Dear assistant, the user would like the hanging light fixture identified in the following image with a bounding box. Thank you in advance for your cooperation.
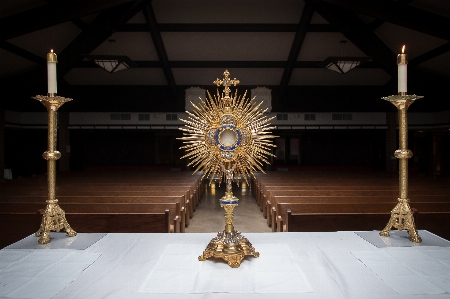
[85,39,134,73]
[322,40,368,74]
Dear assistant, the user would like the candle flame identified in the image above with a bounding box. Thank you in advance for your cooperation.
[401,45,405,54]
[51,49,53,52]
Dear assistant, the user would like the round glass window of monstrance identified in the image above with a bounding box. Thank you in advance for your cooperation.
[219,129,237,147]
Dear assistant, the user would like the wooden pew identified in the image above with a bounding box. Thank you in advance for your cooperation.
[0,171,204,244]
[0,202,179,235]
[286,210,391,232]
[262,188,450,219]
[275,202,450,232]
[258,184,450,207]
[0,209,170,249]
[268,195,450,229]
[1,182,200,220]
[285,210,450,241]
[2,191,190,224]
[1,196,186,232]
[0,212,41,249]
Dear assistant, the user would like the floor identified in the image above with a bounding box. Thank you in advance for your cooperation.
[185,180,271,233]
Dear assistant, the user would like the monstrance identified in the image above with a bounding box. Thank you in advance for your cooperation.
[178,70,277,268]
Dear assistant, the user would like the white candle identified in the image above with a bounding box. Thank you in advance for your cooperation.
[397,45,407,94]
[47,49,58,95]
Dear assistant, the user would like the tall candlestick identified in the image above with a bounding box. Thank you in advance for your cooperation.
[47,49,57,95]
[397,45,407,94]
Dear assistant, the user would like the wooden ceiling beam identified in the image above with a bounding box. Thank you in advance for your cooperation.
[0,0,134,41]
[58,0,150,77]
[75,60,380,69]
[367,19,384,31]
[366,0,412,31]
[323,0,450,41]
[118,23,338,32]
[70,19,89,31]
[309,1,396,77]
[278,3,315,101]
[0,41,45,66]
[142,4,178,101]
[409,42,450,67]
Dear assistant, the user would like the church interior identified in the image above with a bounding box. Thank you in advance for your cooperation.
[1,1,450,298]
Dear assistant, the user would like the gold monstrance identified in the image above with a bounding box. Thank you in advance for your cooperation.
[178,70,277,268]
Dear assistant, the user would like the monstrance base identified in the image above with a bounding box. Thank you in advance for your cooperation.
[198,230,259,268]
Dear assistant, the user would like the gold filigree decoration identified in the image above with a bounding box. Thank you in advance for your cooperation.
[178,70,277,187]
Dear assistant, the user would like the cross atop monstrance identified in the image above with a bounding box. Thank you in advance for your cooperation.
[213,70,240,100]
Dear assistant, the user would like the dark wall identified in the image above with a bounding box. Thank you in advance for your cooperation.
[2,75,450,113]
[273,130,386,170]
[4,128,47,178]
[70,129,185,171]
[4,127,448,177]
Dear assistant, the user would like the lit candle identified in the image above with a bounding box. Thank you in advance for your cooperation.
[47,49,57,95]
[397,45,407,94]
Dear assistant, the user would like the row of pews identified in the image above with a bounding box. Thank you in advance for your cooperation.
[252,171,450,240]
[0,171,204,248]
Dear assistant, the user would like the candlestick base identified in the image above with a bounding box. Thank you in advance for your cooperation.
[35,199,77,244]
[379,198,421,243]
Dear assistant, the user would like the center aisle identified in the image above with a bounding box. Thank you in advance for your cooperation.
[185,181,271,233]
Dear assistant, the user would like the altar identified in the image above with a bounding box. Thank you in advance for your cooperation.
[1,231,449,299]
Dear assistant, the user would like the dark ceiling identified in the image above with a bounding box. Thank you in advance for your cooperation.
[1,0,450,113]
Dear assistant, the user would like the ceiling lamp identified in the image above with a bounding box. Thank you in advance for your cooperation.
[86,55,133,73]
[322,40,368,74]
[85,39,133,73]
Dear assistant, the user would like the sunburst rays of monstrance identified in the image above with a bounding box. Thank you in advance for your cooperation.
[178,70,278,268]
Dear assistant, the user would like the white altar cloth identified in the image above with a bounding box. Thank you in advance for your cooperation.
[1,231,449,299]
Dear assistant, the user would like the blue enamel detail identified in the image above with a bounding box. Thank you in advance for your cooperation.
[214,124,241,151]
[221,200,238,205]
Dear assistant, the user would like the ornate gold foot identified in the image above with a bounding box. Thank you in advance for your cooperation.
[198,243,216,261]
[379,218,395,237]
[379,230,390,237]
[380,198,421,243]
[407,228,422,243]
[198,231,258,268]
[223,253,245,268]
[36,199,77,244]
[37,231,51,244]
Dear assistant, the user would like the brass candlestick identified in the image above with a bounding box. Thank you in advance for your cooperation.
[32,94,76,244]
[380,93,423,243]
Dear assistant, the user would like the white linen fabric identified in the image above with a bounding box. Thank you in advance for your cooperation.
[139,243,312,294]
[355,230,450,248]
[351,249,450,295]
[0,250,101,299]
[5,233,107,250]
[0,231,449,299]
